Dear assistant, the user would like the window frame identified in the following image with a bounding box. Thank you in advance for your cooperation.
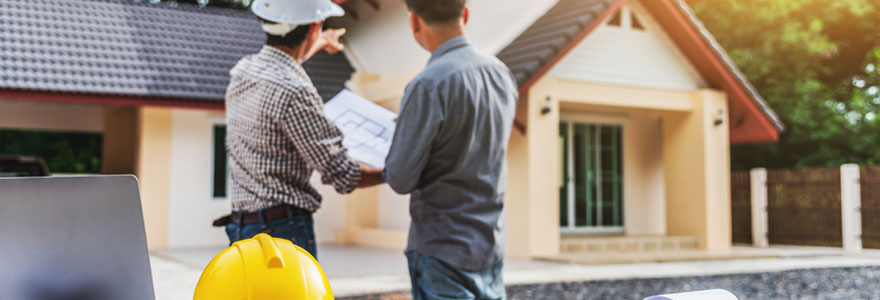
[210,121,231,201]
[559,114,627,235]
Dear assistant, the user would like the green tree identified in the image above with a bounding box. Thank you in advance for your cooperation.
[0,130,103,174]
[692,0,880,170]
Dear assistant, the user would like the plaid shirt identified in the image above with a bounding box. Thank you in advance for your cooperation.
[225,45,361,212]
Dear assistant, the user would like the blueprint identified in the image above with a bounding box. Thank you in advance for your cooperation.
[324,90,397,168]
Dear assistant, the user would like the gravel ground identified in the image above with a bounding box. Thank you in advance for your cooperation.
[340,266,880,300]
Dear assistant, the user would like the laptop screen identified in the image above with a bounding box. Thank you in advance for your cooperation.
[0,176,155,300]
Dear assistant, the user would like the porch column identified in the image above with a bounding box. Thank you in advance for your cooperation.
[662,89,731,251]
[102,106,139,174]
[506,77,561,259]
[136,107,173,251]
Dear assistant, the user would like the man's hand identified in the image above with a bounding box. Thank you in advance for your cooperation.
[358,162,385,188]
[306,28,347,60]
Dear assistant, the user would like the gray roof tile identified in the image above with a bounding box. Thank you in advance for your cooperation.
[0,0,354,103]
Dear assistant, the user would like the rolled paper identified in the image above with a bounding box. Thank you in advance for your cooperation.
[643,289,738,300]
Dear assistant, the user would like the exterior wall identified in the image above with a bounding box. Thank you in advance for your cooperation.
[506,77,562,259]
[550,79,732,252]
[136,107,173,250]
[662,90,731,250]
[0,99,104,132]
[313,176,349,244]
[547,3,707,91]
[103,107,138,174]
[560,108,667,236]
[166,109,230,248]
[139,107,355,249]
[378,185,411,231]
[623,111,666,235]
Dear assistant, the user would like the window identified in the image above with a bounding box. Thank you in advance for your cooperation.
[607,5,647,31]
[559,121,623,231]
[212,125,228,199]
[608,10,622,27]
[631,14,645,31]
[0,129,102,174]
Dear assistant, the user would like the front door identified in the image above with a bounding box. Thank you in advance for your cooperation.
[559,120,624,233]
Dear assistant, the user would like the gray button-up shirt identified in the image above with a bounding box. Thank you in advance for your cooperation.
[384,36,518,270]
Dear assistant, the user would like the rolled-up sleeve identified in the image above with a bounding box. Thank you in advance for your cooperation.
[383,82,443,194]
[281,87,361,194]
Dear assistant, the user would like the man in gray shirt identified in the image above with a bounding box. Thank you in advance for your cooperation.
[383,1,518,299]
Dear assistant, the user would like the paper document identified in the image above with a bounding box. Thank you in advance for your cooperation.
[324,89,397,168]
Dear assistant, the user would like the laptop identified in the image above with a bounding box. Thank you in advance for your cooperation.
[0,175,155,300]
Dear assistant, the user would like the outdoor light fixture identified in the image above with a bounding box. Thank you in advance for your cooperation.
[714,109,725,126]
[541,96,552,115]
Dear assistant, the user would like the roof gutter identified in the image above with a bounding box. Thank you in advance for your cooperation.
[0,89,226,111]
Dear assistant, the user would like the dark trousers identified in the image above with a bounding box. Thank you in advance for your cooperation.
[407,251,506,300]
[225,207,318,259]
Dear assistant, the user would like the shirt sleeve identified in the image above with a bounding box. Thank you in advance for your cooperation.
[383,81,443,194]
[280,86,361,194]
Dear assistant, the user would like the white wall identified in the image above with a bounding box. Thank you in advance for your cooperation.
[312,175,348,244]
[378,185,410,230]
[340,0,556,76]
[623,110,666,235]
[548,3,707,91]
[0,99,104,132]
[166,109,231,248]
[559,109,666,236]
[162,109,392,247]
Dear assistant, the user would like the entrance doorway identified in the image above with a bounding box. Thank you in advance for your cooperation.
[559,118,624,234]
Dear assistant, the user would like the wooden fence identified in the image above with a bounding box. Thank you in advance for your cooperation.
[765,168,842,247]
[861,166,880,249]
[731,171,752,244]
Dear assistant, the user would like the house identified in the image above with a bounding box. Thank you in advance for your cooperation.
[0,0,782,261]
[0,0,354,249]
[333,0,783,260]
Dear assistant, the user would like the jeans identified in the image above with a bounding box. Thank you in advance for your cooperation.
[225,207,318,259]
[407,251,505,300]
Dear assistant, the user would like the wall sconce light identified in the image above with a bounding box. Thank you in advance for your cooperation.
[541,96,552,115]
[714,109,725,126]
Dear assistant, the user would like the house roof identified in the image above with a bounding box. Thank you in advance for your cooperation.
[0,0,354,108]
[496,0,784,143]
[497,0,620,86]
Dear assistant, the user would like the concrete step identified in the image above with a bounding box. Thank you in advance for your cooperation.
[561,235,699,253]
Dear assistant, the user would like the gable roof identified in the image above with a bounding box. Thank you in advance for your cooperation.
[497,0,783,143]
[497,0,621,87]
[0,0,353,108]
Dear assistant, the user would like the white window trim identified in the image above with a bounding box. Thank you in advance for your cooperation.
[559,113,627,234]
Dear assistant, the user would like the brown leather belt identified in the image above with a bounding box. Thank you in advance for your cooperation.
[212,205,310,227]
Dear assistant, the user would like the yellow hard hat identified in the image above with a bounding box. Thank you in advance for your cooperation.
[193,233,334,300]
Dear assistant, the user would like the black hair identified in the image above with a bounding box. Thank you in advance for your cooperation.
[404,0,467,24]
[258,17,313,48]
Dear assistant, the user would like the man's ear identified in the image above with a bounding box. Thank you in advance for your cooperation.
[409,11,420,35]
[462,7,469,26]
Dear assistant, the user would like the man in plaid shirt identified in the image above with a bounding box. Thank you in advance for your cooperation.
[218,0,383,258]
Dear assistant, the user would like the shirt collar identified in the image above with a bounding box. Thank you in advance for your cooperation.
[428,36,469,64]
[258,45,309,80]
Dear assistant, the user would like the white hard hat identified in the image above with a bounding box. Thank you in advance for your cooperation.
[252,0,345,27]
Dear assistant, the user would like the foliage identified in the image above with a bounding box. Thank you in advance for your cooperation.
[692,0,880,170]
[0,130,103,174]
